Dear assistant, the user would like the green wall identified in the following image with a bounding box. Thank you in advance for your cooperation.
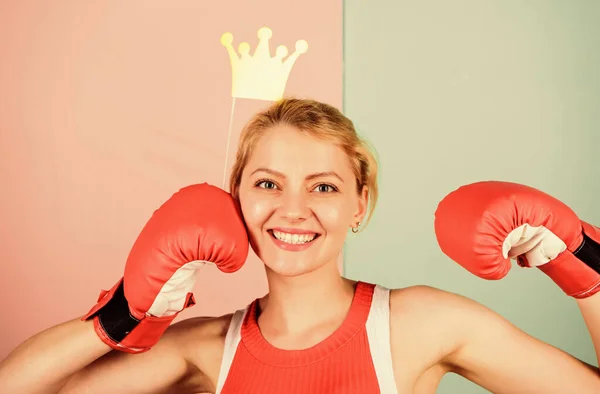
[342,1,600,392]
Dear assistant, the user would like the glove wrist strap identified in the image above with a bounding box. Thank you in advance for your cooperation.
[94,280,140,343]
[538,223,600,299]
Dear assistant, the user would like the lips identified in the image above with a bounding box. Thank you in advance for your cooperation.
[273,230,316,244]
[267,229,321,252]
[267,228,321,246]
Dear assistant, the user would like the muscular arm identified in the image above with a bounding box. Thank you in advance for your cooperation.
[60,316,227,394]
[431,180,600,391]
[0,318,111,393]
[435,288,600,393]
[578,294,600,365]
[0,316,225,394]
[389,286,600,393]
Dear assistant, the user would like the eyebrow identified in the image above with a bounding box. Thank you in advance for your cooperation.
[251,168,344,183]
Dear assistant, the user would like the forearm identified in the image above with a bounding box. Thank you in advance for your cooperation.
[577,293,600,367]
[0,317,111,393]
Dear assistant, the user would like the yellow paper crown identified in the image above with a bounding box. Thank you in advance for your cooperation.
[220,27,308,101]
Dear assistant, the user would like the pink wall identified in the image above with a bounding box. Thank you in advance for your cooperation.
[0,1,342,360]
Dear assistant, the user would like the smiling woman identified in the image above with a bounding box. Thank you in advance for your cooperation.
[2,98,600,394]
[228,98,377,279]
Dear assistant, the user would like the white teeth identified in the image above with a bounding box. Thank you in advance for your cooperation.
[272,230,316,244]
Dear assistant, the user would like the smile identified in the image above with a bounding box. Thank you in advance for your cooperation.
[271,230,317,244]
[267,229,321,250]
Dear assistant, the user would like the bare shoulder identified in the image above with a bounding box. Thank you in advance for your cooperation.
[163,313,234,391]
[386,285,496,392]
[387,285,470,356]
[166,313,233,344]
[389,284,495,327]
[389,284,471,327]
[387,285,600,393]
[389,284,483,312]
[388,284,494,356]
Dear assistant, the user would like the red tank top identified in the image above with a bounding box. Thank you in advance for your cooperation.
[215,281,398,393]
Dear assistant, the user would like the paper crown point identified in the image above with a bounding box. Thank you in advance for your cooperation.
[221,27,308,101]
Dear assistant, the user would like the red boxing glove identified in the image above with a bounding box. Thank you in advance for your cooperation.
[82,183,249,353]
[434,181,600,299]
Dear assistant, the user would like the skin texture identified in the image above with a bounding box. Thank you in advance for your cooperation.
[2,125,600,394]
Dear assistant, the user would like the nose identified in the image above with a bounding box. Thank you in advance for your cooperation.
[279,190,311,222]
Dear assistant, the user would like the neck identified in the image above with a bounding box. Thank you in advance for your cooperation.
[259,260,356,336]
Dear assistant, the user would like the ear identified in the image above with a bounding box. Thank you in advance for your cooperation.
[352,185,369,226]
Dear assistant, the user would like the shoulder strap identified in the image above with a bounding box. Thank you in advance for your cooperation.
[365,284,399,394]
[215,307,247,394]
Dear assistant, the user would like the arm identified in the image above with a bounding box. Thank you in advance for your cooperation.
[439,289,600,393]
[578,295,600,364]
[0,316,217,394]
[60,316,221,394]
[0,183,246,393]
[0,317,111,393]
[433,180,600,391]
[572,221,600,363]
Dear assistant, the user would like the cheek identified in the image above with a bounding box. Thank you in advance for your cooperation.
[240,193,275,230]
[313,199,353,231]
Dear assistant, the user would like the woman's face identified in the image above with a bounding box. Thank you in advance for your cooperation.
[237,125,368,277]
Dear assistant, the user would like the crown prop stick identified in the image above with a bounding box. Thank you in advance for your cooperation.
[219,27,308,189]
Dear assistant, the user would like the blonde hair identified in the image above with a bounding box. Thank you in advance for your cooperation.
[229,98,379,229]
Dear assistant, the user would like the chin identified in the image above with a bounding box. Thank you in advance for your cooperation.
[262,257,326,278]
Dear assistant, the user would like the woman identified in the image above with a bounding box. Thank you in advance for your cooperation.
[1,98,599,393]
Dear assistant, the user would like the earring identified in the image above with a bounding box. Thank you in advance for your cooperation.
[352,222,361,233]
